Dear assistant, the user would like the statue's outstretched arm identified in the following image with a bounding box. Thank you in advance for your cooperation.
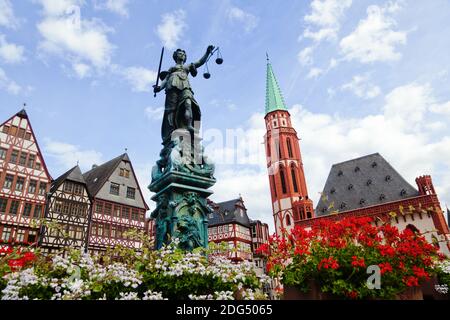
[193,45,215,68]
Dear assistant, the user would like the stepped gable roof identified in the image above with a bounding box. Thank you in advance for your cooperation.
[82,153,127,197]
[208,198,251,228]
[50,165,86,193]
[315,153,419,217]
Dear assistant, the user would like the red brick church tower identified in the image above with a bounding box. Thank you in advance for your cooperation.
[264,57,314,236]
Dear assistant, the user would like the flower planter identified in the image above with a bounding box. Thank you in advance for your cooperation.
[283,281,340,300]
[420,277,449,300]
[395,287,423,300]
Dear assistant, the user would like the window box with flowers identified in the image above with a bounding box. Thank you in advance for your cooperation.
[259,217,445,300]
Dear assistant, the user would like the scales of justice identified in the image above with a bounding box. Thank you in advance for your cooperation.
[149,45,223,251]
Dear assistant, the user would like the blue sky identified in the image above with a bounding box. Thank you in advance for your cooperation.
[1,0,450,232]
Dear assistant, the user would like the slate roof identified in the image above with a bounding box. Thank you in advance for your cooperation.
[315,153,419,217]
[83,153,128,197]
[50,165,86,193]
[208,198,251,227]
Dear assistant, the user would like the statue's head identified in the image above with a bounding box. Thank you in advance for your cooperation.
[173,49,187,64]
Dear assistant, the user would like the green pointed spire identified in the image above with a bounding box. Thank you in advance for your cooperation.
[265,58,287,115]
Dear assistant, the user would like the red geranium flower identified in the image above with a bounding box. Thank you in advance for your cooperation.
[351,256,365,268]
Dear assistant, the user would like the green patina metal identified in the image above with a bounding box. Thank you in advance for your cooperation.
[265,59,287,115]
[149,134,216,251]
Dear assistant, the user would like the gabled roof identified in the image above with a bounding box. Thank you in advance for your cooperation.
[315,153,419,216]
[265,60,287,115]
[208,198,251,227]
[83,154,127,197]
[0,108,52,181]
[50,165,86,194]
[82,153,149,210]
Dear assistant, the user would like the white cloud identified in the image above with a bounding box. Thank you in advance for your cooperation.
[0,67,23,95]
[298,46,314,66]
[340,74,381,99]
[340,3,407,63]
[430,101,450,117]
[36,0,114,72]
[38,0,84,16]
[303,0,352,42]
[44,139,103,173]
[144,106,164,121]
[383,83,432,125]
[122,66,157,92]
[72,62,91,78]
[227,6,259,33]
[0,0,19,29]
[0,34,25,64]
[156,10,187,50]
[94,0,130,17]
[307,68,323,79]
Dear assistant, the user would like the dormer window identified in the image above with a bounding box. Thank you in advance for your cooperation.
[359,199,365,205]
[400,189,407,196]
[385,175,391,182]
[348,184,354,190]
[321,207,327,213]
[337,170,343,176]
[330,188,336,194]
[354,166,360,172]
[371,162,377,168]
[340,202,347,209]
[379,194,386,201]
[366,179,372,186]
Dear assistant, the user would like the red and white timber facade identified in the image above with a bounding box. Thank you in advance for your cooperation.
[0,110,51,251]
[84,154,149,254]
[208,198,263,263]
[250,220,270,274]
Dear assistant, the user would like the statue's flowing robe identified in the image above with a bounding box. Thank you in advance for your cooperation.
[162,64,201,144]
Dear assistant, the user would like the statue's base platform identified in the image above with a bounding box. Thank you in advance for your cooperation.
[149,170,216,251]
[149,170,216,198]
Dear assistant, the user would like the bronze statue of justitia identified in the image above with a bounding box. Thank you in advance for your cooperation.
[153,45,215,146]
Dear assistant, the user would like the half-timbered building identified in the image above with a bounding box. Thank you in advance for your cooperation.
[39,165,92,253]
[0,109,52,251]
[250,219,270,275]
[208,197,254,262]
[83,153,149,253]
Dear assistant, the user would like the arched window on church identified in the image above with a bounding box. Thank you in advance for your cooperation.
[280,167,287,194]
[291,164,299,193]
[271,175,277,197]
[286,215,291,226]
[287,138,293,158]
